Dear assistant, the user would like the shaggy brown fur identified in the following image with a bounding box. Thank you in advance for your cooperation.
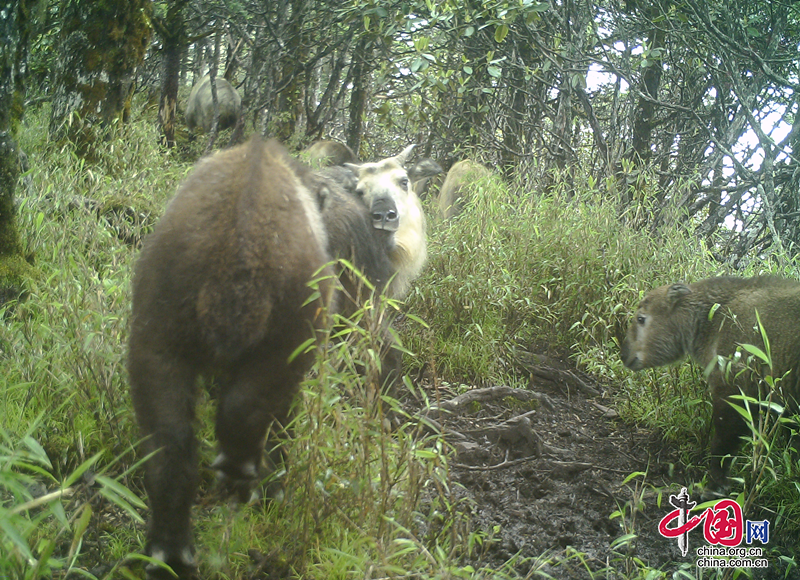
[621,276,800,492]
[408,157,443,199]
[129,138,331,577]
[129,138,430,577]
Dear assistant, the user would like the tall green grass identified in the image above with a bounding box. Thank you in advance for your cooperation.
[1,106,485,579]
[1,104,184,578]
[2,100,797,579]
[408,170,710,386]
[408,165,800,569]
[408,170,724,482]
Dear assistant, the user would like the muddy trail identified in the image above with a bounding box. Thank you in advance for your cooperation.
[413,353,799,579]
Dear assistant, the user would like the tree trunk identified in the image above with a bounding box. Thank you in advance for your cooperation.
[0,0,34,301]
[501,56,528,175]
[156,0,186,148]
[1,0,29,257]
[272,0,308,142]
[203,30,221,155]
[629,11,664,164]
[346,36,372,158]
[49,0,152,159]
[0,131,21,258]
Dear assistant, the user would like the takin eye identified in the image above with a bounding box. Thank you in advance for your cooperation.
[355,187,366,198]
[637,315,646,326]
[398,177,409,189]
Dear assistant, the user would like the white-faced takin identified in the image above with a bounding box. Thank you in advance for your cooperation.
[128,137,430,578]
[621,276,800,494]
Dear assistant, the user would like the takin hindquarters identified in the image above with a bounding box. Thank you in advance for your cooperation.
[128,138,332,578]
[128,137,430,578]
[437,159,491,219]
[185,75,242,133]
[303,139,359,166]
[620,275,800,495]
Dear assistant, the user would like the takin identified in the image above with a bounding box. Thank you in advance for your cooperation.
[185,75,242,133]
[437,159,491,219]
[620,275,800,494]
[407,157,443,200]
[303,139,359,166]
[304,140,442,199]
[128,137,430,578]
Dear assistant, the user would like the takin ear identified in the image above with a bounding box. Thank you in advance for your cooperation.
[394,144,417,167]
[667,283,691,307]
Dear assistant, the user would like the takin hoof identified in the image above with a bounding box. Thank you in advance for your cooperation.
[146,545,197,579]
[212,453,259,503]
[247,472,286,507]
[211,452,288,505]
[700,477,731,502]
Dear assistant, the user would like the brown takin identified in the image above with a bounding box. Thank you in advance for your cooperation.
[185,75,242,133]
[437,159,491,219]
[303,139,359,166]
[128,138,429,578]
[621,275,800,494]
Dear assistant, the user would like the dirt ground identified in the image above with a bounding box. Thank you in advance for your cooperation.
[64,353,797,579]
[413,353,800,579]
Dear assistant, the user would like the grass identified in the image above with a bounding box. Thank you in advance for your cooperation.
[1,104,182,579]
[1,104,483,579]
[409,165,800,574]
[1,100,798,579]
[409,167,711,388]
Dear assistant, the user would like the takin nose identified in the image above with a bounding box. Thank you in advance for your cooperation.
[371,196,400,231]
[620,340,642,371]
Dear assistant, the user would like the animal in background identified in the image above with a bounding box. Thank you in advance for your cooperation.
[303,139,359,166]
[185,76,242,133]
[128,137,430,578]
[437,159,491,219]
[620,275,800,494]
[407,157,443,199]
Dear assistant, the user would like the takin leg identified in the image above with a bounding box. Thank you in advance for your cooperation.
[129,348,199,579]
[706,394,751,496]
[378,335,403,392]
[213,350,310,502]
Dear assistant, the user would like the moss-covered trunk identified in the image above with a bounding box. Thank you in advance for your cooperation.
[345,35,372,159]
[0,132,21,257]
[272,0,308,143]
[0,0,34,302]
[49,0,152,159]
[0,0,27,259]
[155,0,186,148]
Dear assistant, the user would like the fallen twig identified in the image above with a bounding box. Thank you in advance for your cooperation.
[421,385,554,420]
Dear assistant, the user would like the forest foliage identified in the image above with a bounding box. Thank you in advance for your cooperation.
[1,0,800,578]
[4,0,800,264]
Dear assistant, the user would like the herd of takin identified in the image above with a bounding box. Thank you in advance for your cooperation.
[127,76,800,577]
